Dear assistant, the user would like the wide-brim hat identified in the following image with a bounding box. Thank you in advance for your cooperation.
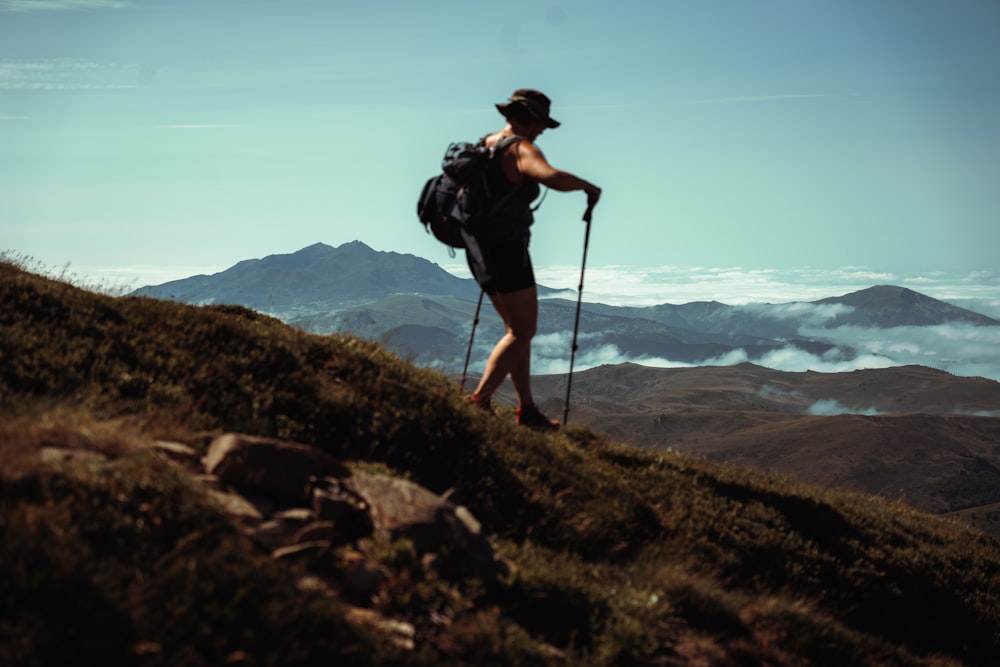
[496,88,561,129]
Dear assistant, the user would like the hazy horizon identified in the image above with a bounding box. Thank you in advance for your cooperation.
[48,241,999,318]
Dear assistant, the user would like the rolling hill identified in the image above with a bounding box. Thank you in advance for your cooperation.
[5,258,1000,665]
[524,363,1000,538]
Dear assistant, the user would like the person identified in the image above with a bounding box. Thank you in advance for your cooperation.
[464,88,601,431]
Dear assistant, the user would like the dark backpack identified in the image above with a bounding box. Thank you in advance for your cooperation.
[417,135,523,253]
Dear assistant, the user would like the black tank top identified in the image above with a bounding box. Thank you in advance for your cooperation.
[484,136,541,241]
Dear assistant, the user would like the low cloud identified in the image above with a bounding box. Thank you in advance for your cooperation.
[531,332,632,375]
[463,327,997,413]
[455,285,1000,380]
[756,346,896,374]
[508,324,1000,384]
[509,266,1000,383]
[527,265,1000,317]
[742,301,854,326]
[806,400,883,416]
[802,323,1000,381]
[758,384,800,401]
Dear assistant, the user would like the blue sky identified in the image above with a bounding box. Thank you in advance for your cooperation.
[2,0,999,298]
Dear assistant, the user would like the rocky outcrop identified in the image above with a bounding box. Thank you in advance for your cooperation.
[191,433,508,648]
[311,472,506,579]
[21,430,508,652]
[203,433,351,499]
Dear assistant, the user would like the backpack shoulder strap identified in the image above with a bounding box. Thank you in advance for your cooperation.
[488,134,550,214]
[491,133,525,156]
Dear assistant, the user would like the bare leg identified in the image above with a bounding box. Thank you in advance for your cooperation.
[472,285,538,408]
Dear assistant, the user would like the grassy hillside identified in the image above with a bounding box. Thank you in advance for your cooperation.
[2,259,1000,666]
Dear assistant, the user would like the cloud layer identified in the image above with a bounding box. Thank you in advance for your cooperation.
[512,321,1000,385]
[534,265,1000,317]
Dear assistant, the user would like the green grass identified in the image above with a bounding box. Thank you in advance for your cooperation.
[2,259,999,666]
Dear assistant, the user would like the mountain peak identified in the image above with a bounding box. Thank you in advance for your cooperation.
[815,285,998,327]
[130,240,479,311]
[846,284,919,300]
[334,240,376,254]
[292,241,378,260]
[295,242,335,256]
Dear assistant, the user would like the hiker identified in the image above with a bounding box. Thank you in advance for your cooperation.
[466,88,601,430]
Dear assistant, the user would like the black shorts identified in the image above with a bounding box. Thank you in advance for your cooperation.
[464,238,536,296]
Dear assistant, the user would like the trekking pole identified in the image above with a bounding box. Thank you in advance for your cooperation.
[563,200,596,425]
[460,289,485,392]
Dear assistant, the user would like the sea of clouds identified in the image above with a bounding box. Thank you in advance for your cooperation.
[453,264,1000,383]
[527,264,1000,318]
[523,322,1000,384]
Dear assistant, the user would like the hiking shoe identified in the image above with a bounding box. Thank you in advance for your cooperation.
[469,393,495,415]
[516,404,560,431]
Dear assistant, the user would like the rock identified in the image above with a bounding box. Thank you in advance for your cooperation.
[193,473,222,490]
[271,540,330,564]
[293,521,339,545]
[203,433,350,500]
[244,511,315,551]
[150,440,201,468]
[340,471,505,578]
[311,477,374,540]
[343,606,415,651]
[344,472,475,549]
[206,488,264,522]
[454,505,482,536]
[296,575,335,596]
[199,437,505,580]
[273,507,315,522]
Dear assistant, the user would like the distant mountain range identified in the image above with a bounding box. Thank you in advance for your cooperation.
[131,242,1000,375]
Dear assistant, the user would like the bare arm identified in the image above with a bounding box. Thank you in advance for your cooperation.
[514,141,601,205]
